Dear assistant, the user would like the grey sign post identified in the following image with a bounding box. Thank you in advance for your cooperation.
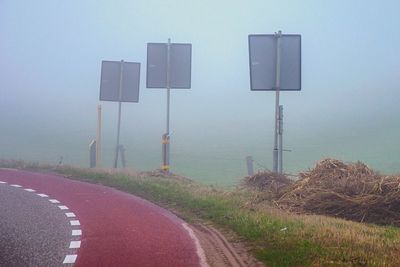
[278,105,283,173]
[99,60,141,168]
[249,31,301,173]
[147,39,192,172]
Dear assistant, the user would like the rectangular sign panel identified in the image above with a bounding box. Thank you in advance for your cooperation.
[146,43,168,88]
[249,34,301,91]
[146,43,192,89]
[170,44,192,88]
[99,61,140,102]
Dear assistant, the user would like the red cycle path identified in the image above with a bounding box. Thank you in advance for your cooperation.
[0,169,202,267]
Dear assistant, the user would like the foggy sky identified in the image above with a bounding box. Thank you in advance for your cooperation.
[1,0,400,184]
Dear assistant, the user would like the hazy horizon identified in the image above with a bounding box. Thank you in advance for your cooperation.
[1,0,400,185]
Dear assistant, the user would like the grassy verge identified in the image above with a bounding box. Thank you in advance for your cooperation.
[1,160,400,266]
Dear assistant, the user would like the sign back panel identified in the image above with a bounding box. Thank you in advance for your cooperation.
[249,34,301,91]
[99,61,140,102]
[146,43,168,88]
[170,43,192,88]
[146,43,192,89]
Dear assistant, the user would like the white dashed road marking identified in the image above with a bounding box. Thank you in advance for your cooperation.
[69,241,81,249]
[72,230,82,236]
[24,188,35,192]
[63,255,77,264]
[65,212,76,218]
[70,220,80,226]
[2,179,82,266]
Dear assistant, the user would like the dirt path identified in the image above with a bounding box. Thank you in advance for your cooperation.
[192,224,265,267]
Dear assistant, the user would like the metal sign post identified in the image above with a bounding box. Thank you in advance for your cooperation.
[248,31,301,174]
[273,31,282,172]
[114,60,124,168]
[164,38,171,172]
[146,39,192,173]
[278,105,283,173]
[99,59,141,169]
[96,105,102,168]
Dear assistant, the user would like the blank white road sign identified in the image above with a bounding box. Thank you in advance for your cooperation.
[249,34,301,91]
[146,43,192,89]
[99,61,141,102]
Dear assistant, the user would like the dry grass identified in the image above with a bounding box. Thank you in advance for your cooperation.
[276,158,400,226]
[243,158,400,227]
[241,171,293,199]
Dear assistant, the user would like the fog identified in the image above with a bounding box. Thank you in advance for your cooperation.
[1,0,400,185]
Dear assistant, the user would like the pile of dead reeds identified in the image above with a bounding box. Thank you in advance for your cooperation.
[242,171,293,198]
[277,158,400,226]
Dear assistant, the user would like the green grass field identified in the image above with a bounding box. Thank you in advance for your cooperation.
[1,160,400,266]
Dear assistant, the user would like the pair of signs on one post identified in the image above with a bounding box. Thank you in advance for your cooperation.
[99,43,192,102]
[249,34,301,91]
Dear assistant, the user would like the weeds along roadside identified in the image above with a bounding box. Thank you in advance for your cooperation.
[1,160,400,266]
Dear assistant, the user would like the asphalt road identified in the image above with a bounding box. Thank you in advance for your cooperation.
[0,168,203,267]
[0,182,71,267]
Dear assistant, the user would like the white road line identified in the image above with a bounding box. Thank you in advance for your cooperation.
[70,220,80,226]
[65,212,76,218]
[4,179,82,266]
[182,223,209,267]
[69,241,81,249]
[72,229,82,236]
[24,188,35,192]
[63,254,77,264]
